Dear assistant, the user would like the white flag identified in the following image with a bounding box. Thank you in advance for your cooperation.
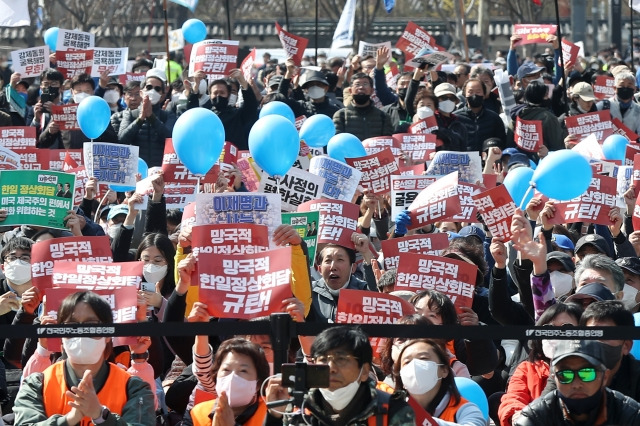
[631,0,640,13]
[331,0,356,50]
[0,0,30,27]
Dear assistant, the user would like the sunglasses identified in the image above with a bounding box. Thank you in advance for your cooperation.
[555,367,598,384]
[145,85,162,93]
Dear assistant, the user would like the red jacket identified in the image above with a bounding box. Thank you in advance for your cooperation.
[498,359,549,426]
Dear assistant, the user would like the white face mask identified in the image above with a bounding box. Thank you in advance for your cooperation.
[549,271,574,299]
[417,106,434,120]
[318,366,363,411]
[63,337,106,364]
[197,79,208,96]
[73,92,90,104]
[107,224,122,239]
[215,372,258,408]
[307,86,326,100]
[399,359,442,395]
[4,260,32,285]
[143,263,168,283]
[542,339,559,359]
[621,284,640,310]
[145,89,161,105]
[530,77,544,85]
[228,93,238,107]
[103,90,120,104]
[438,100,456,114]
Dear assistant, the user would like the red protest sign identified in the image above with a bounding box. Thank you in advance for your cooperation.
[15,148,49,170]
[118,72,146,86]
[191,223,270,256]
[625,145,640,167]
[613,118,639,143]
[362,136,402,157]
[31,236,113,291]
[55,50,93,79]
[398,163,426,175]
[236,157,261,192]
[407,172,461,229]
[633,154,640,185]
[572,134,605,160]
[482,173,498,188]
[395,22,439,60]
[380,233,449,270]
[396,253,476,312]
[513,24,558,46]
[241,48,256,83]
[0,127,36,150]
[392,133,436,163]
[50,104,79,131]
[408,115,438,134]
[198,246,293,319]
[564,110,613,142]
[561,39,580,66]
[49,149,82,171]
[385,62,399,90]
[514,117,543,152]
[298,199,359,249]
[547,174,617,224]
[633,190,640,231]
[593,76,615,100]
[67,166,91,205]
[52,261,143,290]
[275,22,309,65]
[336,289,415,324]
[443,182,481,222]
[182,201,196,226]
[346,148,399,195]
[407,396,438,426]
[472,185,517,240]
[189,40,239,80]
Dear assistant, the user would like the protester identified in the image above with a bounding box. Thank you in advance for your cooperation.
[597,71,640,133]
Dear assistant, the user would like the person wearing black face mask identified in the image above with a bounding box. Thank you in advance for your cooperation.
[382,72,413,133]
[456,78,506,153]
[514,339,640,425]
[596,72,640,135]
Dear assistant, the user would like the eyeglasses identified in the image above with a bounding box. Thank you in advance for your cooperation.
[313,354,359,367]
[145,85,163,93]
[555,367,598,384]
[5,254,31,262]
[126,91,142,99]
[352,82,371,89]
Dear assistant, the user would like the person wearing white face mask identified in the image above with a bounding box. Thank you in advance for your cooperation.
[395,339,486,425]
[265,326,415,425]
[278,61,340,119]
[95,72,125,113]
[13,291,155,425]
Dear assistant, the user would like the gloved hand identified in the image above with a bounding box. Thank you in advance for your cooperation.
[394,210,412,236]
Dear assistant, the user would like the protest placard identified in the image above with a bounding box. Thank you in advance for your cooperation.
[50,104,79,131]
[392,133,436,163]
[282,211,320,267]
[426,151,482,184]
[396,253,477,312]
[91,47,129,77]
[443,182,481,222]
[626,145,640,167]
[258,167,325,211]
[195,193,282,244]
[593,76,615,100]
[472,185,517,240]
[346,148,399,195]
[4,86,26,118]
[380,233,449,270]
[0,146,21,170]
[241,48,256,83]
[385,62,399,90]
[309,155,362,202]
[0,127,36,150]
[49,149,82,171]
[514,117,543,152]
[10,46,49,78]
[358,41,392,58]
[191,224,270,258]
[547,174,618,224]
[399,163,425,175]
[52,261,143,290]
[616,165,633,197]
[16,148,64,171]
[565,110,613,142]
[404,47,453,68]
[495,69,516,120]
[513,24,558,45]
[612,118,639,143]
[408,114,439,135]
[55,50,94,79]
[391,174,440,219]
[66,166,90,205]
[56,29,95,51]
[0,170,75,229]
[237,157,261,192]
[118,72,147,86]
[396,22,439,59]
[83,142,139,187]
[31,236,113,291]
[362,136,402,157]
[275,22,309,65]
[198,246,292,319]
[298,199,359,249]
[571,134,605,160]
[189,39,239,79]
[168,29,185,52]
[407,171,460,229]
[633,154,640,185]
[561,39,580,66]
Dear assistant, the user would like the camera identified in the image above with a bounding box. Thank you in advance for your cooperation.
[281,363,330,389]
[41,87,59,104]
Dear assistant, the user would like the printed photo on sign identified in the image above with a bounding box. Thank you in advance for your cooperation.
[381,233,449,270]
[309,155,362,202]
[0,146,21,170]
[282,210,320,267]
[258,167,325,211]
[425,151,482,184]
[298,198,360,249]
[83,142,139,187]
[52,261,143,290]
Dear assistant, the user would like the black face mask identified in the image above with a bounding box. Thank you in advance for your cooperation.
[466,94,484,108]
[212,96,228,109]
[617,86,635,101]
[397,88,408,100]
[559,387,603,415]
[352,93,371,105]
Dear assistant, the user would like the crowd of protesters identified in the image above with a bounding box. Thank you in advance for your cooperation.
[1,29,640,426]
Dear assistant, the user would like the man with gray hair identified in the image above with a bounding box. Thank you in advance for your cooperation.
[597,71,640,134]
[574,254,625,299]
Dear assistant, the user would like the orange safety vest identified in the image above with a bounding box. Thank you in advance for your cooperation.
[190,398,267,426]
[438,395,469,422]
[43,361,131,426]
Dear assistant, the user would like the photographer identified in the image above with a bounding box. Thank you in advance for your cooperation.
[28,69,64,141]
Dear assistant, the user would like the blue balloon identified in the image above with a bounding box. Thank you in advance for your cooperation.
[532,150,592,200]
[529,159,537,170]
[602,134,629,163]
[109,184,136,192]
[259,101,296,124]
[503,166,534,208]
[327,133,366,163]
[77,96,111,139]
[299,114,335,148]
[454,377,489,420]
[43,27,59,52]
[249,115,299,177]
[181,19,207,44]
[631,313,640,360]
[172,108,225,175]
[138,158,148,179]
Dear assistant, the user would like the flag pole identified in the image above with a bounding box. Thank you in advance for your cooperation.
[631,3,635,73]
[553,0,568,113]
[163,0,172,88]
[284,0,290,29]
[225,0,232,40]
[315,0,319,64]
